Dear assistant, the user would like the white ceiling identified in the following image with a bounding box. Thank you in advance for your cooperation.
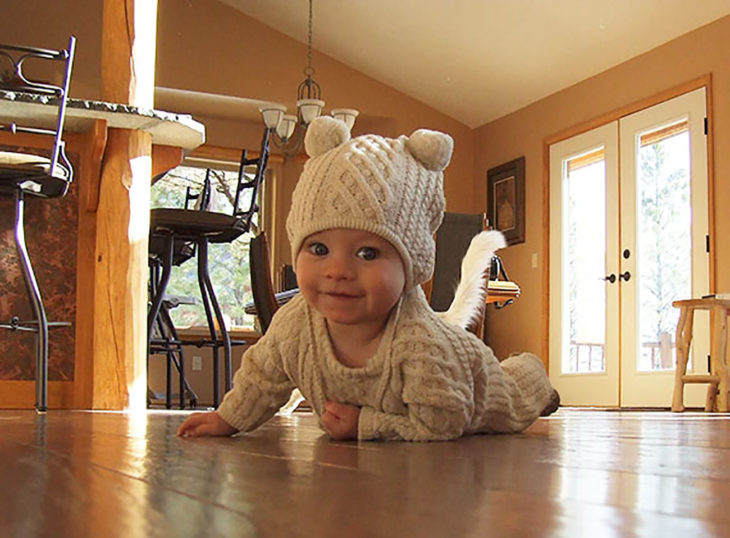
[220,0,730,128]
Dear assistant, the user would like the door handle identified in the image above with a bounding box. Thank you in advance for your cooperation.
[619,271,631,281]
[603,274,617,284]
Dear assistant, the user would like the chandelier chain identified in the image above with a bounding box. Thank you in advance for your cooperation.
[259,0,357,157]
[305,0,314,78]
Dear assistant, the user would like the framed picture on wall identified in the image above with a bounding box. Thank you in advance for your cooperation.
[486,156,525,246]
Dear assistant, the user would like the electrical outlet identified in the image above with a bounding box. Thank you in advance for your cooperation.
[531,253,538,269]
[192,356,203,371]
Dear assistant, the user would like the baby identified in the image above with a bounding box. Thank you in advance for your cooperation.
[178,117,558,441]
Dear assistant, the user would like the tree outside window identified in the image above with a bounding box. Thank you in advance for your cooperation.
[150,163,257,330]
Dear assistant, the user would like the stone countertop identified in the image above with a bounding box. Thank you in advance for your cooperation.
[0,90,205,150]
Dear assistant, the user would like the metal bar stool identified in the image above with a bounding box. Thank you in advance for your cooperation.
[0,36,76,411]
[147,128,271,407]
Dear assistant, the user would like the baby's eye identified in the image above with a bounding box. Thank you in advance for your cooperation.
[356,247,379,261]
[307,242,329,256]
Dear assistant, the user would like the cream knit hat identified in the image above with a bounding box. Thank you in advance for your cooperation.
[286,116,454,289]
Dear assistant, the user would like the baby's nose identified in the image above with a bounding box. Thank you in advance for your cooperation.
[325,255,355,279]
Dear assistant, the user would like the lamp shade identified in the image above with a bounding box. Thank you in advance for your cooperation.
[297,98,325,124]
[331,108,359,130]
[276,114,298,140]
[259,103,287,129]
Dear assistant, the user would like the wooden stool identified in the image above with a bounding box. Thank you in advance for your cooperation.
[671,298,730,412]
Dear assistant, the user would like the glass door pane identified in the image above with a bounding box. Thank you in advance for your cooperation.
[564,149,606,374]
[549,121,619,407]
[619,87,709,408]
[636,121,691,372]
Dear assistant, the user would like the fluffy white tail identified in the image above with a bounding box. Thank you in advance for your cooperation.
[435,230,506,329]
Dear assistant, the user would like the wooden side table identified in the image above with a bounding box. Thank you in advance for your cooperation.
[671,298,730,412]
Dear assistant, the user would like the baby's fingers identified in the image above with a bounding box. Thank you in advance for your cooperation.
[177,414,204,437]
[320,410,339,436]
[177,413,216,437]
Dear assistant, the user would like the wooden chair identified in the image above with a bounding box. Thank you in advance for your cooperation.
[147,127,271,407]
[426,212,519,340]
[278,263,298,292]
[248,232,281,334]
[0,36,76,411]
[671,297,730,412]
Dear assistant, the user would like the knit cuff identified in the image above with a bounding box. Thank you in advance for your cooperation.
[215,401,244,433]
[357,406,380,440]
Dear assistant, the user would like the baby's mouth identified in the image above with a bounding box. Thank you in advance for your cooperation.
[321,290,361,299]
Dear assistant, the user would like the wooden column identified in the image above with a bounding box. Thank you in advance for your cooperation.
[89,0,158,410]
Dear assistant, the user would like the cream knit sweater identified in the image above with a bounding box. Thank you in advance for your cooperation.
[217,287,555,441]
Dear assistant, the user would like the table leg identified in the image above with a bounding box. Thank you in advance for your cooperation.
[712,305,728,412]
[672,306,692,412]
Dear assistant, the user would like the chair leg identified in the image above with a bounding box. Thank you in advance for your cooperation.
[159,305,193,409]
[13,189,49,412]
[154,312,174,410]
[197,239,232,407]
[147,235,174,352]
[147,237,173,409]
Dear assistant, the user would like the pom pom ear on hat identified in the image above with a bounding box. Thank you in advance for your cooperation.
[304,116,351,158]
[405,129,454,171]
[289,121,454,289]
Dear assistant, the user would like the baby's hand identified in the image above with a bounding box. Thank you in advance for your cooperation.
[321,400,360,440]
[177,411,238,438]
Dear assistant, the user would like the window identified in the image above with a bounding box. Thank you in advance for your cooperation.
[150,158,259,331]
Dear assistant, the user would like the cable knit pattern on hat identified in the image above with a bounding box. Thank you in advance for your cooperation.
[216,288,555,441]
[286,116,452,289]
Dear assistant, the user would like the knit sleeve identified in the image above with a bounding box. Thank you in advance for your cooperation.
[357,355,474,441]
[215,305,301,432]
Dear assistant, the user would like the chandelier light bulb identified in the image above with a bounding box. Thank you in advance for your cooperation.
[276,114,298,140]
[259,103,287,129]
[331,108,359,130]
[298,98,325,125]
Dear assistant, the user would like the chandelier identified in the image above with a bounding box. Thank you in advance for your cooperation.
[259,0,358,157]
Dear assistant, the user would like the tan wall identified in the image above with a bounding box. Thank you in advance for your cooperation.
[1,0,103,99]
[148,345,245,408]
[155,0,476,266]
[2,0,475,268]
[475,15,730,362]
[4,1,727,372]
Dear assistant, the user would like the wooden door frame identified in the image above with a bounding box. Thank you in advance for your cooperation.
[542,74,715,375]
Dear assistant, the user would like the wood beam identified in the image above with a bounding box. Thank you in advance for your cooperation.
[101,0,157,108]
[92,128,152,409]
[152,144,184,181]
[73,123,107,409]
[89,0,158,410]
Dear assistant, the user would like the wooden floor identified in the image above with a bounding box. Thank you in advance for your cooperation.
[2,408,730,537]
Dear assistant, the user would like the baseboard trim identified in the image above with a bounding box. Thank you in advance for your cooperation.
[0,380,75,409]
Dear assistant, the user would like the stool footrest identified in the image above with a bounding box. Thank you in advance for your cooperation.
[681,374,720,384]
[180,338,248,349]
[0,318,71,331]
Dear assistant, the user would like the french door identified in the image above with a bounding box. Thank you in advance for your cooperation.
[549,88,710,407]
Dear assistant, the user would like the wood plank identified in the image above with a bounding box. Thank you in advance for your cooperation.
[2,409,730,536]
[0,421,252,535]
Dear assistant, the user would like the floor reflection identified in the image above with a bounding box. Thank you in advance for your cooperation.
[2,409,730,536]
